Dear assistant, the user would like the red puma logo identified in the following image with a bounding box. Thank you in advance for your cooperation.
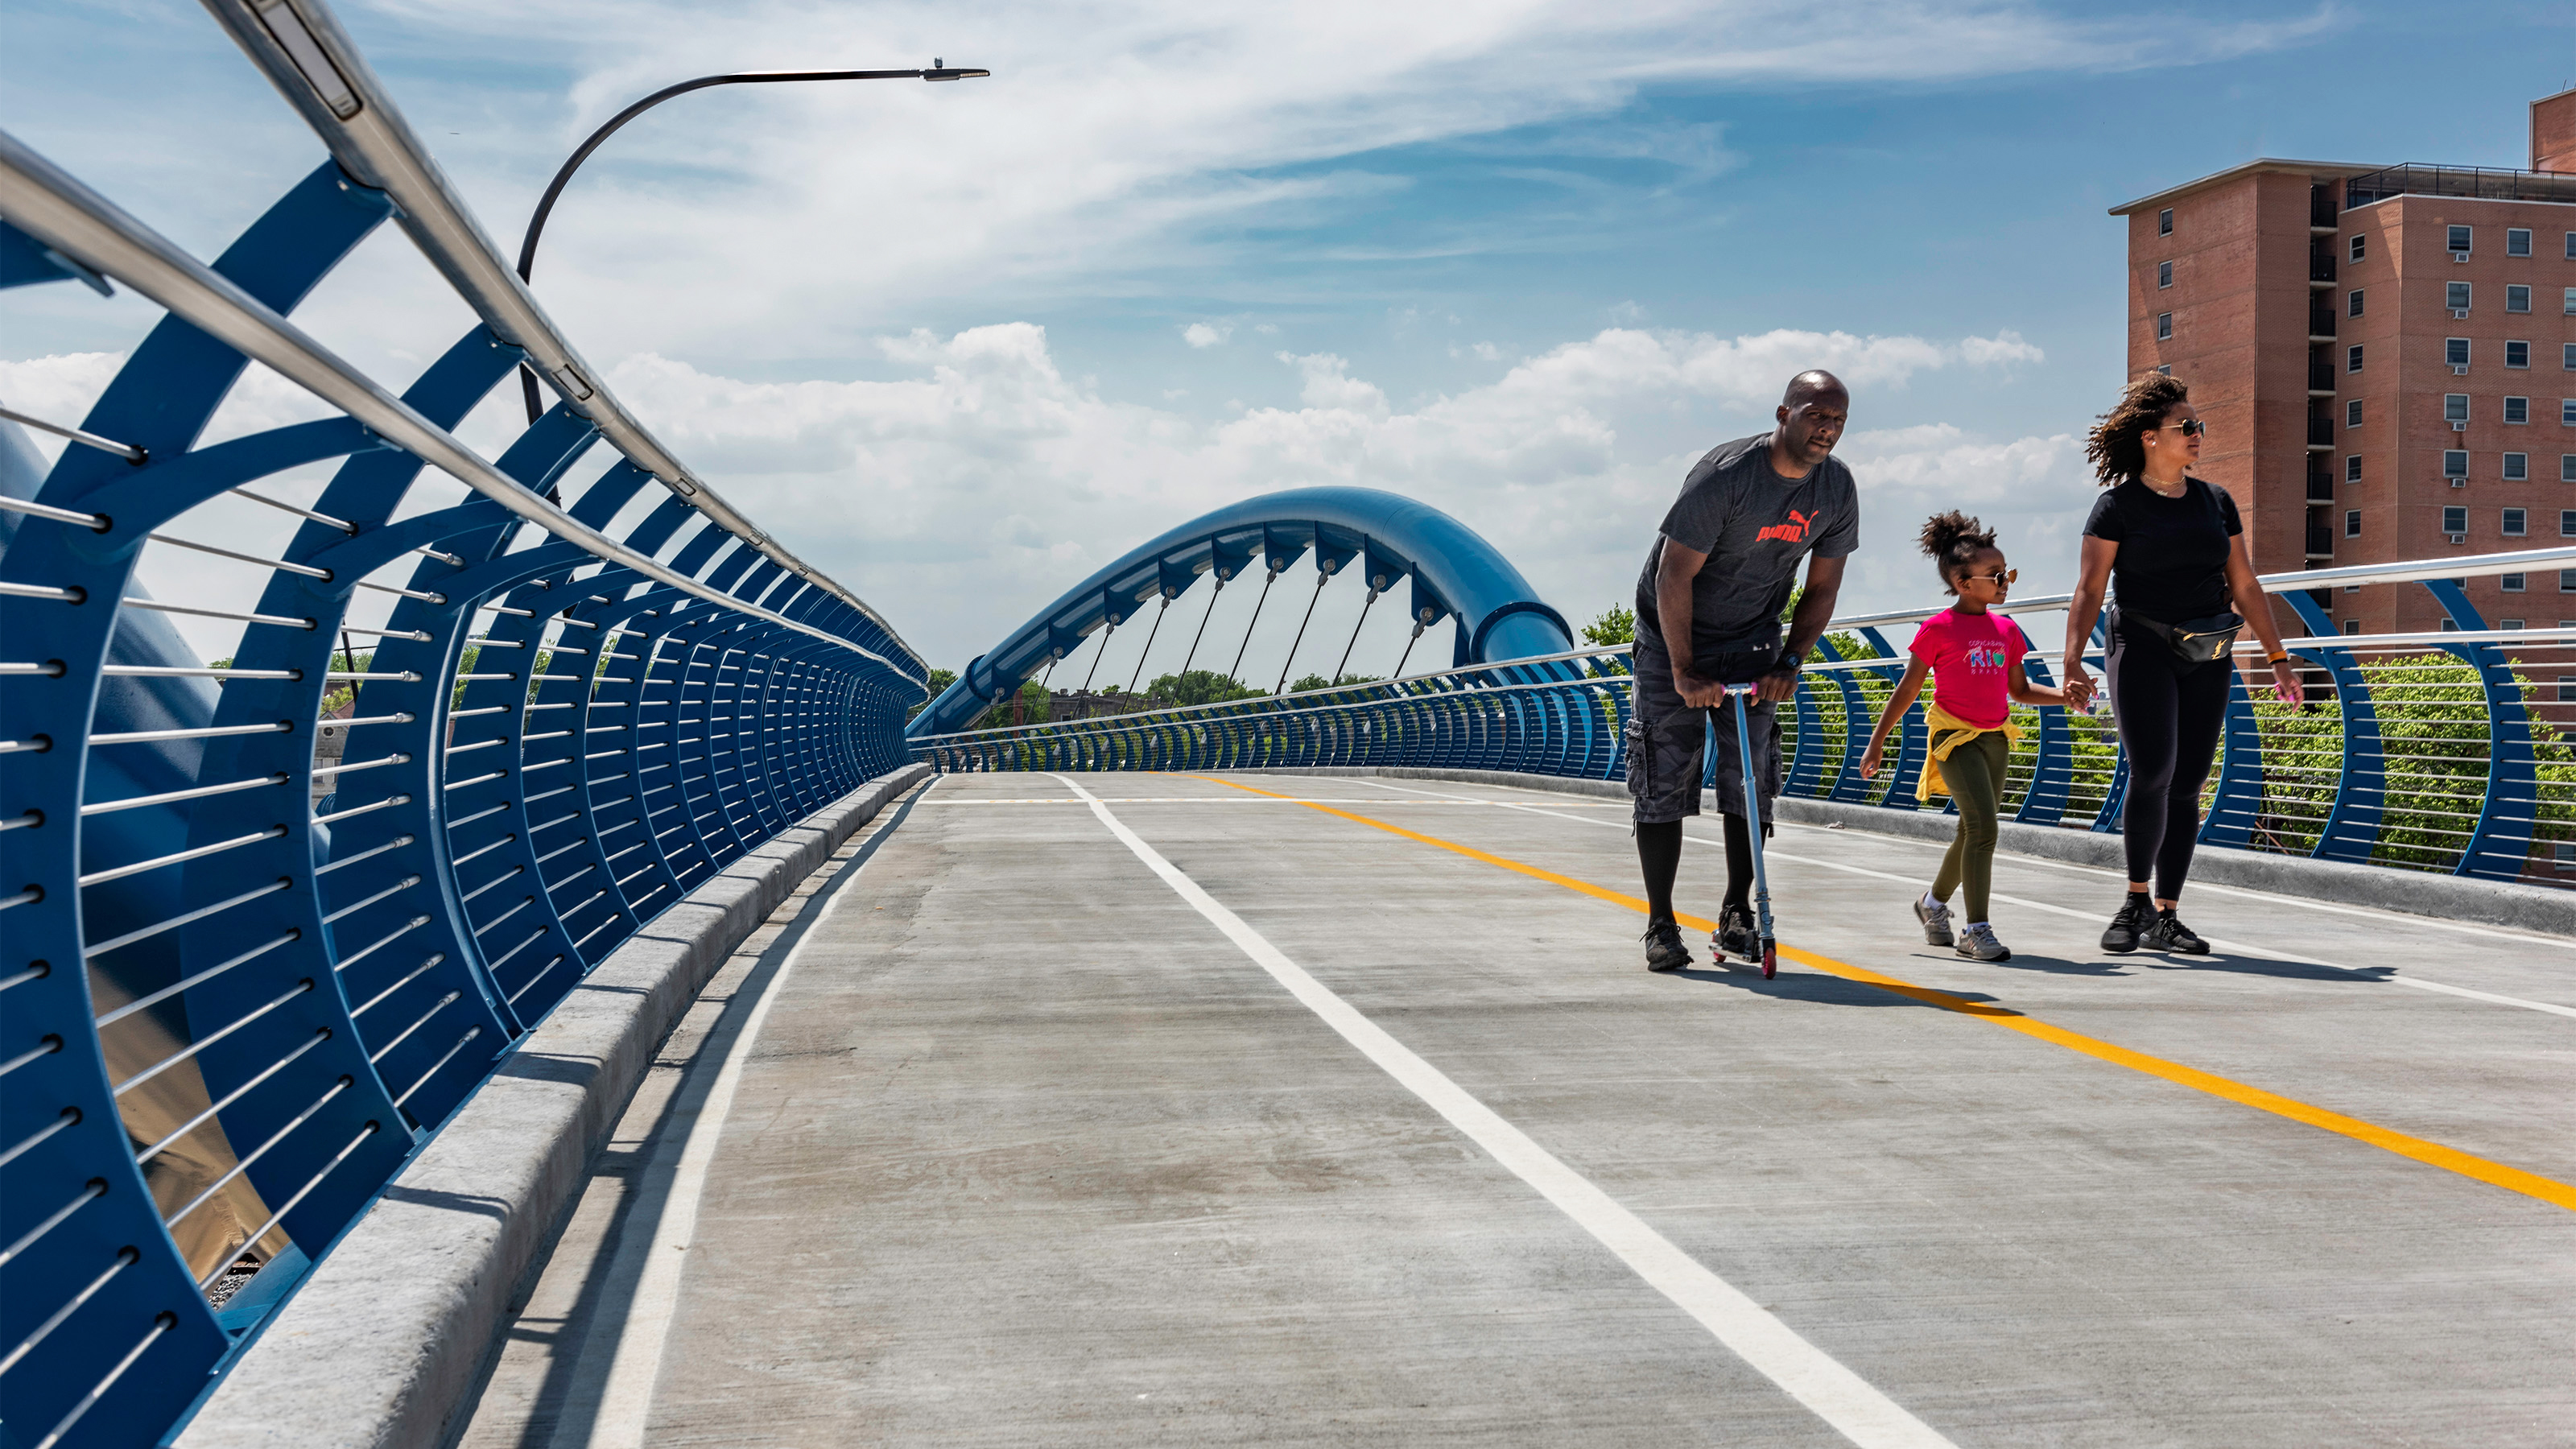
[1756,509,1813,544]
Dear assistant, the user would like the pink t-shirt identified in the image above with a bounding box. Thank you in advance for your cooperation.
[1907,608,2025,730]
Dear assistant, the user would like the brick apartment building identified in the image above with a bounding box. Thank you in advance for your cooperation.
[2111,88,2576,637]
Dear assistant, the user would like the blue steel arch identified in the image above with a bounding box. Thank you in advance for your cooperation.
[909,485,1574,737]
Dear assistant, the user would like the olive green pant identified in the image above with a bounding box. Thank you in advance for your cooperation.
[1930,729,2011,923]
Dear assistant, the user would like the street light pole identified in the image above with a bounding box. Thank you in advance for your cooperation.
[514,61,989,423]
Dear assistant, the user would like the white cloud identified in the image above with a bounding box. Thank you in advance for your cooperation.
[1181,322,1232,349]
[580,321,2086,664]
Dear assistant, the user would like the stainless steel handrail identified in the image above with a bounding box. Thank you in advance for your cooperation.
[192,0,922,667]
[0,128,915,679]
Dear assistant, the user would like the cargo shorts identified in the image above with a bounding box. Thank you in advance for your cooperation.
[1624,630,1784,828]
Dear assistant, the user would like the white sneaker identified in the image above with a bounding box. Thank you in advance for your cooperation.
[1955,923,2012,962]
[1912,894,1955,947]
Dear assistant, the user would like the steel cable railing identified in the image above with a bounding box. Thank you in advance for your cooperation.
[914,558,2574,894]
[0,4,927,1445]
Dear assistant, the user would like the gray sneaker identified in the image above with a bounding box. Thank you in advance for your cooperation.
[1955,923,2013,962]
[1912,895,1955,947]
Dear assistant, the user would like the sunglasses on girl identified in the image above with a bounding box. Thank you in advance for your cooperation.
[1963,568,2018,586]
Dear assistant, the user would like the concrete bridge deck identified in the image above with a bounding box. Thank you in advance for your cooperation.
[456,770,2575,1448]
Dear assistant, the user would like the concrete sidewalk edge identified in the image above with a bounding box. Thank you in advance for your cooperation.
[175,764,933,1449]
[1250,766,2570,935]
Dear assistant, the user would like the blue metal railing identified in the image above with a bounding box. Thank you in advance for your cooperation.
[911,563,2576,892]
[0,4,925,1445]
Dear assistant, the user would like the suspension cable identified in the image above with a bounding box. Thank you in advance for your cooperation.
[1176,572,1224,680]
[1331,584,1381,685]
[1274,564,1335,696]
[1228,561,1284,683]
[1393,617,1428,678]
[1078,620,1115,694]
[1125,593,1170,696]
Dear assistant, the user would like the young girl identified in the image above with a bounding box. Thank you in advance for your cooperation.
[1859,514,2092,961]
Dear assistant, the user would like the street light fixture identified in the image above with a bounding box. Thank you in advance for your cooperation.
[514,60,991,422]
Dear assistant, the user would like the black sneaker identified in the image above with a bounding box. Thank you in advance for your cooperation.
[2101,894,2153,954]
[1642,920,1692,972]
[1714,904,1759,964]
[2140,909,2210,955]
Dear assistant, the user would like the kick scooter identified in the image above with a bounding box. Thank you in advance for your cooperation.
[1720,683,1777,979]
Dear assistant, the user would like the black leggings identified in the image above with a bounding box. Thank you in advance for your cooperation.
[2106,616,2232,898]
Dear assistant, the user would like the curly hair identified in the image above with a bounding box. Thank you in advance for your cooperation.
[1918,510,1999,594]
[2085,373,2190,485]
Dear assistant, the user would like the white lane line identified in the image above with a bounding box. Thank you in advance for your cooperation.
[1323,776,2575,1018]
[1337,774,2574,952]
[1045,772,1956,1449]
[555,780,932,1449]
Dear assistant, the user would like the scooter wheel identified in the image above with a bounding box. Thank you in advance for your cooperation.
[1761,944,1777,980]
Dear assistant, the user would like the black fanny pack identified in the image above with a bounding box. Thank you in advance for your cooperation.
[2124,609,2241,663]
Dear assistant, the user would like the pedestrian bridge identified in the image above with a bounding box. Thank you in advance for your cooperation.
[2,6,2571,1448]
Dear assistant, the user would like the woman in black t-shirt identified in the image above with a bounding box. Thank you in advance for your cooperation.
[2061,375,2303,955]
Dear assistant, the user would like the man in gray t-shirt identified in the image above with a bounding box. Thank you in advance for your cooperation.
[1629,371,1859,972]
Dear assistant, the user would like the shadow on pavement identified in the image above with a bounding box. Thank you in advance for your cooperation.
[1665,965,2007,1009]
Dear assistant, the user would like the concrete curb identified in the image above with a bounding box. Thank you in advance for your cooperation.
[176,765,932,1449]
[1253,766,2570,935]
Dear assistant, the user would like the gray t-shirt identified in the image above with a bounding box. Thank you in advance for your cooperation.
[1633,431,1860,661]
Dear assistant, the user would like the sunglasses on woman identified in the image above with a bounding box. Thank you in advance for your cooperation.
[2162,419,2206,436]
[1963,568,2018,586]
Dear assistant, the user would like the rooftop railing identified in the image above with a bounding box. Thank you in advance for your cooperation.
[2342,164,2576,210]
[914,547,2576,894]
[0,3,926,1445]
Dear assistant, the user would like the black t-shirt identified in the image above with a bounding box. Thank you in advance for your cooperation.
[1633,432,1861,658]
[2082,477,2242,625]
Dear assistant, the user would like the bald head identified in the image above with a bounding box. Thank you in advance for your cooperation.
[1783,369,1848,408]
[1770,370,1849,477]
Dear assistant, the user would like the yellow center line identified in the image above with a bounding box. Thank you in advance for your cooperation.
[1187,774,2576,1214]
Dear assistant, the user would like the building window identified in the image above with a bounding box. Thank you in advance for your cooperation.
[2156,208,2173,236]
[2505,453,2529,481]
[2565,287,2575,316]
[2345,454,2363,482]
[2564,571,2576,592]
[2508,284,2532,314]
[2347,398,2363,427]
[2349,288,2365,318]
[2443,450,2468,478]
[2506,397,2529,424]
[2343,620,2361,636]
[2566,454,2576,482]
[2157,260,2173,289]
[2508,341,2531,369]
[2508,228,2533,257]
[2442,505,2468,533]
[2156,312,2172,341]
[2448,338,2471,368]
[2447,224,2472,253]
[2562,509,2576,537]
[2503,571,2527,591]
[2567,232,2576,260]
[2444,394,2469,424]
[2504,510,2529,537]
[2500,620,2525,632]
[2447,281,2473,311]
[2155,364,2171,377]
[2347,344,2363,373]
[2566,343,2576,369]
[2348,233,2366,262]
[2343,509,2361,537]
[2564,400,2576,426]
[2563,674,2576,700]
[2439,619,2460,632]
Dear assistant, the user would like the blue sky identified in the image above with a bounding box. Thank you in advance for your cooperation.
[2,0,2571,675]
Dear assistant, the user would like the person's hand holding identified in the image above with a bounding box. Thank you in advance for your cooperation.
[1672,667,1728,709]
[2061,674,2095,712]
[1858,741,1884,780]
[2268,656,2305,706]
[1756,666,1801,704]
[2061,656,2095,708]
